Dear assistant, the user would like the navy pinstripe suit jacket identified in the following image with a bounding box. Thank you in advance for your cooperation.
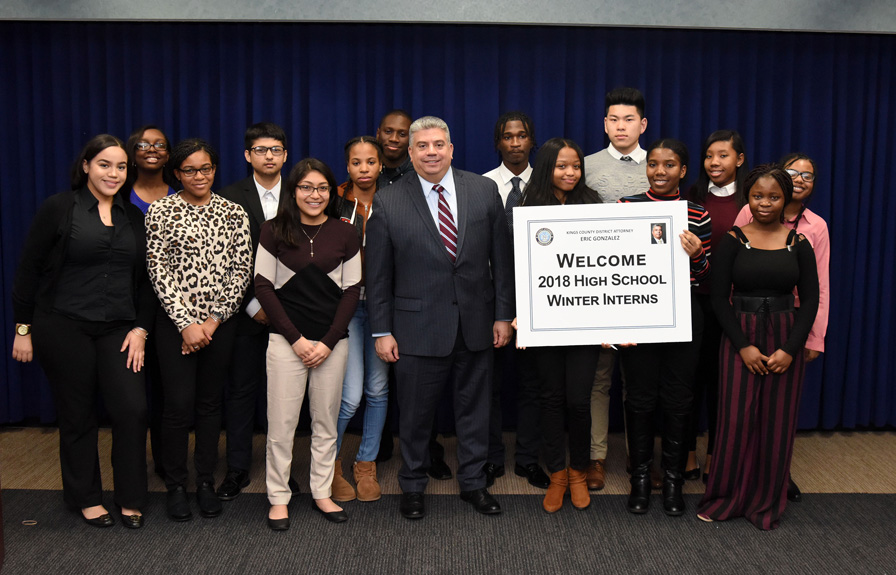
[366,168,515,357]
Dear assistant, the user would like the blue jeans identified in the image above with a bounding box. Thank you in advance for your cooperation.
[336,300,390,462]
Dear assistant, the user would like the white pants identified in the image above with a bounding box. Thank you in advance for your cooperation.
[265,334,349,503]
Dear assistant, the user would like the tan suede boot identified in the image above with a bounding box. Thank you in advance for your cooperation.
[331,457,356,502]
[353,461,382,502]
[543,469,568,513]
[568,467,591,510]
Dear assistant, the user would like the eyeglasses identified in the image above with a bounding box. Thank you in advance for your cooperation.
[785,168,815,182]
[249,146,286,157]
[136,142,168,151]
[178,165,215,177]
[296,184,331,195]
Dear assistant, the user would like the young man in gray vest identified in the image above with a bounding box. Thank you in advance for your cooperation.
[583,87,657,490]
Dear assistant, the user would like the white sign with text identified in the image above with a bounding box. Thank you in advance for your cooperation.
[514,201,692,347]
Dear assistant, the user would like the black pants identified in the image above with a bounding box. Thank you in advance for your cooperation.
[621,296,704,415]
[534,345,600,473]
[224,328,268,472]
[154,314,237,489]
[688,293,721,454]
[144,336,165,473]
[32,311,148,509]
[489,344,542,467]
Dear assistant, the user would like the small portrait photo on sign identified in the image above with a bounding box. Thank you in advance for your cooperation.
[650,222,666,245]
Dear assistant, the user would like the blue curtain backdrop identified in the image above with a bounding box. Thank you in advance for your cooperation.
[1,21,894,429]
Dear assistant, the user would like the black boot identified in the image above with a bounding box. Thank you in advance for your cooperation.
[787,476,802,502]
[625,406,655,514]
[661,411,688,516]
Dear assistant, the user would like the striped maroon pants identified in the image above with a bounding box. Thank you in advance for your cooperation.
[697,309,805,530]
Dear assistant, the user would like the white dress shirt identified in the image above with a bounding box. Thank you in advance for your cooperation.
[245,174,281,318]
[419,169,458,227]
[482,162,533,204]
[709,181,737,197]
[607,144,647,164]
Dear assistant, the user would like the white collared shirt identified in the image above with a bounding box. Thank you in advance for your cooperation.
[606,144,647,164]
[245,174,282,319]
[419,169,458,227]
[709,181,737,197]
[254,175,282,221]
[482,162,533,204]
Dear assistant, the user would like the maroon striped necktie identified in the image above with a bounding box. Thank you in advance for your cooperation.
[433,184,457,262]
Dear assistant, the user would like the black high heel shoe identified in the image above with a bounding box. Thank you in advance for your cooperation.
[684,465,701,480]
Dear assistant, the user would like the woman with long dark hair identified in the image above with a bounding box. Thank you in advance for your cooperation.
[255,158,362,529]
[698,164,818,530]
[519,137,602,513]
[146,138,252,522]
[12,134,155,528]
[684,130,748,481]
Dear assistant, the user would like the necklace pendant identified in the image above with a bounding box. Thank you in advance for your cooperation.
[310,239,314,258]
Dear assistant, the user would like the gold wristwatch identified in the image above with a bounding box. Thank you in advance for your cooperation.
[16,323,31,336]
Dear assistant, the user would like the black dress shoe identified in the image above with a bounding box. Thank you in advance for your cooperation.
[683,466,701,481]
[460,488,501,515]
[514,463,550,489]
[82,512,115,528]
[288,477,302,498]
[787,477,802,503]
[311,500,348,523]
[399,492,426,519]
[216,469,250,501]
[167,486,192,522]
[268,515,290,531]
[196,481,223,518]
[428,457,453,481]
[483,463,505,488]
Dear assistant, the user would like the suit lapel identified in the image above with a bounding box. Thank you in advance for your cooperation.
[242,177,266,228]
[453,170,467,258]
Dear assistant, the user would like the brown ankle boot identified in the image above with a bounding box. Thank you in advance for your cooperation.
[543,469,568,513]
[586,459,606,491]
[568,467,591,510]
[331,457,356,502]
[353,461,381,502]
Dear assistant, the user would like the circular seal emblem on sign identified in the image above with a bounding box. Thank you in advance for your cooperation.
[535,228,554,246]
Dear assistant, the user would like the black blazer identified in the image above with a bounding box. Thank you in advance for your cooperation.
[218,176,269,335]
[366,168,515,357]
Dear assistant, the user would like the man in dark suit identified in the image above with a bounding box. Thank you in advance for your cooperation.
[366,116,515,519]
[216,122,292,500]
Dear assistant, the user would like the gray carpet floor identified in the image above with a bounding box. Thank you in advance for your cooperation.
[2,490,895,574]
